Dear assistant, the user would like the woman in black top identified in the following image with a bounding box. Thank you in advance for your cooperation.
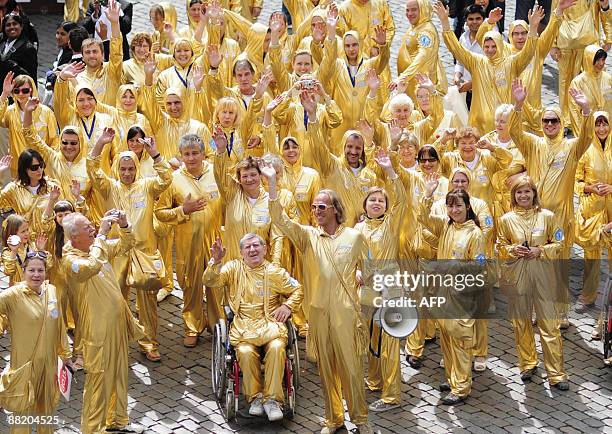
[0,13,37,82]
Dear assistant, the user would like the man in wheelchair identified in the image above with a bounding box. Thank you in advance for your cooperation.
[203,233,303,421]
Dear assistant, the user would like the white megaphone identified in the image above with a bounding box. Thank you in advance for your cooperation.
[373,299,419,339]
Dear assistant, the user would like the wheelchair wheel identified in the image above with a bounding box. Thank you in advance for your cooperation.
[603,278,612,360]
[212,321,227,401]
[224,379,236,421]
[286,321,301,389]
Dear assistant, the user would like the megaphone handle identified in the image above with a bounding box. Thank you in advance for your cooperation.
[369,316,383,358]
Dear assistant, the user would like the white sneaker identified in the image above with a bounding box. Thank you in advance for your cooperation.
[439,358,445,368]
[320,427,338,434]
[249,396,264,417]
[263,399,284,421]
[368,398,399,412]
[473,356,487,372]
[156,288,171,303]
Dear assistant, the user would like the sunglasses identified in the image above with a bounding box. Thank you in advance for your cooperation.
[13,88,31,95]
[26,251,48,259]
[311,204,334,211]
[28,163,45,171]
[61,140,79,146]
[541,118,560,125]
[419,157,438,163]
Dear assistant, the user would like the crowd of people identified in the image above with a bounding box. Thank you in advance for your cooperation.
[0,0,610,433]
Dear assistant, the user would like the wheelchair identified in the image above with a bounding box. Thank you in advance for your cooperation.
[211,306,301,421]
[602,275,612,365]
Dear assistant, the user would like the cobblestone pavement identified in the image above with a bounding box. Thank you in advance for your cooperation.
[0,0,611,433]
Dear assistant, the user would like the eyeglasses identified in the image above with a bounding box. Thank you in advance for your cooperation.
[418,157,438,163]
[541,118,560,125]
[28,163,45,171]
[311,204,334,211]
[61,140,79,146]
[13,88,31,95]
[25,251,47,260]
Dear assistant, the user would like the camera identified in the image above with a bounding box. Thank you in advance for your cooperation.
[521,240,529,248]
[301,80,315,90]
[7,235,20,247]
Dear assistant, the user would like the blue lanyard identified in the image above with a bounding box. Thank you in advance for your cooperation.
[303,110,308,130]
[81,115,96,140]
[346,59,363,87]
[227,132,234,157]
[174,64,193,88]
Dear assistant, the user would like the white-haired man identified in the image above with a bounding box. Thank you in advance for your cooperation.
[203,233,303,422]
[61,210,144,434]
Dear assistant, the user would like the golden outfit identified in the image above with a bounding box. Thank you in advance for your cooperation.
[0,76,59,175]
[0,282,71,434]
[202,259,303,403]
[552,0,611,126]
[574,111,612,305]
[151,2,178,55]
[88,152,172,352]
[270,198,370,429]
[155,162,224,335]
[355,177,406,405]
[497,206,567,384]
[62,228,143,434]
[419,195,486,398]
[568,45,612,137]
[337,0,395,57]
[307,121,377,226]
[442,29,536,134]
[121,53,174,87]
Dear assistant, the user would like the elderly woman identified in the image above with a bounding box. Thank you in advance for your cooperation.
[0,252,71,434]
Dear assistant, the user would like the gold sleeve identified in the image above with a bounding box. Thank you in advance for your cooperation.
[418,195,445,238]
[574,112,594,160]
[274,265,303,312]
[397,30,438,84]
[62,237,107,282]
[86,155,113,200]
[269,197,308,251]
[511,35,537,77]
[269,44,291,93]
[213,150,240,201]
[53,78,75,128]
[541,212,562,259]
[154,187,190,225]
[108,36,124,88]
[307,119,337,178]
[442,30,478,74]
[147,157,173,198]
[574,153,588,196]
[509,108,538,161]
[140,85,164,133]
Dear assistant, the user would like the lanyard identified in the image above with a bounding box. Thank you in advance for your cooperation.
[303,110,308,130]
[174,64,193,88]
[81,115,96,140]
[346,59,363,87]
[227,132,234,157]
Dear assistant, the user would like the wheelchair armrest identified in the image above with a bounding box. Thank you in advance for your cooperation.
[224,305,235,323]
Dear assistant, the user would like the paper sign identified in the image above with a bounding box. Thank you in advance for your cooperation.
[57,357,72,401]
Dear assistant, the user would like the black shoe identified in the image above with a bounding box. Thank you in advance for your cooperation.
[552,381,569,391]
[439,382,451,392]
[520,367,537,382]
[441,392,466,405]
[424,336,437,345]
[407,355,422,369]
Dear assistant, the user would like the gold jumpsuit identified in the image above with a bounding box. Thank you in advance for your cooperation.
[442,29,537,134]
[121,53,174,87]
[337,0,395,57]
[498,206,567,385]
[568,45,612,137]
[155,162,224,335]
[152,2,178,55]
[552,0,611,126]
[355,177,406,405]
[0,282,71,434]
[88,152,172,353]
[575,111,612,305]
[419,196,486,398]
[0,75,59,175]
[62,229,144,434]
[202,259,303,403]
[270,198,370,430]
[308,121,378,226]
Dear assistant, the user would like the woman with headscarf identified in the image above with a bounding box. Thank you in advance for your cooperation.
[0,73,59,176]
[355,151,407,413]
[569,45,612,137]
[97,84,152,145]
[150,2,178,55]
[0,13,37,82]
[0,253,71,434]
[419,180,487,405]
[178,0,206,41]
[497,176,569,390]
[394,0,447,98]
[141,56,212,163]
[88,127,172,362]
[574,111,611,322]
[510,79,594,329]
[434,1,541,134]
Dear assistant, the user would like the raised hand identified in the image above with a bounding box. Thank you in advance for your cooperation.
[35,233,49,251]
[528,5,545,29]
[270,13,284,36]
[117,210,128,228]
[1,71,14,97]
[0,155,13,172]
[415,73,435,94]
[192,65,204,90]
[99,127,116,145]
[141,136,160,158]
[299,90,317,117]
[99,210,119,235]
[424,172,440,198]
[488,7,503,24]
[59,61,85,80]
[255,71,273,99]
[365,68,381,92]
[24,97,40,113]
[70,179,82,199]
[182,192,207,215]
[476,138,494,152]
[49,184,61,203]
[151,41,161,54]
[372,24,386,46]
[357,119,374,144]
[144,54,157,76]
[433,1,451,29]
[326,3,339,35]
[259,160,277,182]
[206,44,223,69]
[389,119,402,145]
[439,128,457,144]
[512,78,527,107]
[569,88,590,113]
[247,136,261,149]
[558,0,577,12]
[105,0,121,23]
[210,237,226,265]
[374,148,393,172]
[266,93,286,113]
[212,125,228,153]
